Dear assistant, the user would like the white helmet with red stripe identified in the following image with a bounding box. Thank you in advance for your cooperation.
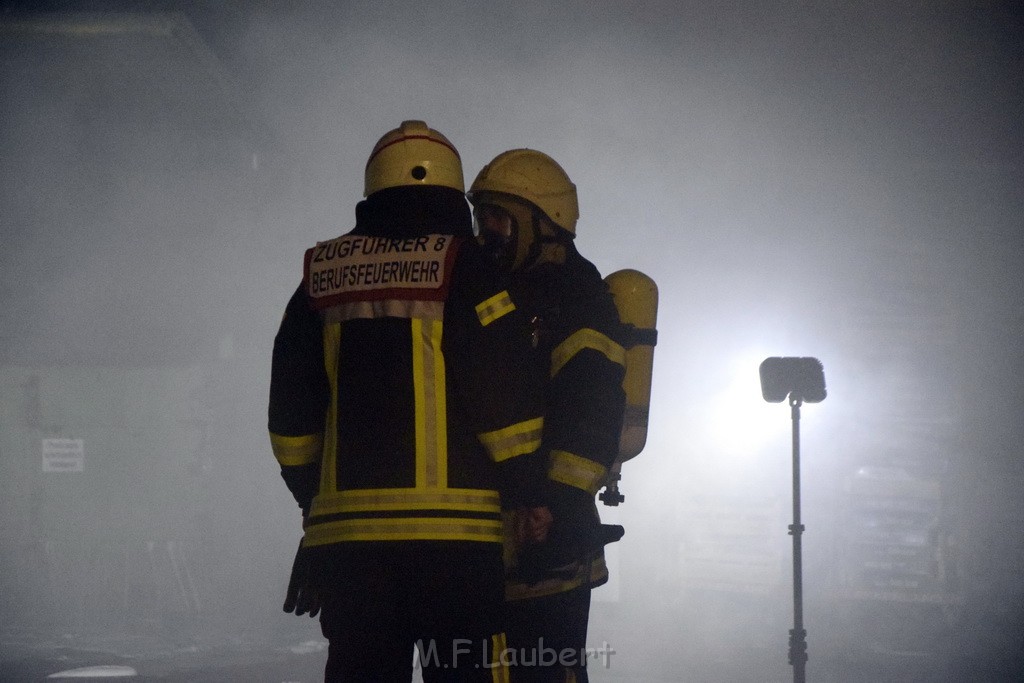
[364,120,464,197]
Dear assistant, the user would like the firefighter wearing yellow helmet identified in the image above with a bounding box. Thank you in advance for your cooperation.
[469,149,630,683]
[270,122,551,680]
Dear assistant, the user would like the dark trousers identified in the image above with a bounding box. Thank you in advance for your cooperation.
[314,542,509,682]
[504,588,592,683]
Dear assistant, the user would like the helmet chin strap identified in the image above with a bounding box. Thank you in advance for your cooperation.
[518,210,545,270]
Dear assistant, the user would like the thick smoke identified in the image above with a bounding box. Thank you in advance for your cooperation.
[1,1,1021,680]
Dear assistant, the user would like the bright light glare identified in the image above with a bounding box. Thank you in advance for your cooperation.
[707,353,790,457]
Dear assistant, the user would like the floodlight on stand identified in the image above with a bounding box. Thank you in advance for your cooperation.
[759,356,826,404]
[759,356,826,683]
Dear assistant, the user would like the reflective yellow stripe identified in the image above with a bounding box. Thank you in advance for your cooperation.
[491,632,510,683]
[549,450,607,495]
[412,318,448,488]
[478,416,544,462]
[475,290,516,327]
[269,432,323,466]
[412,318,429,485]
[550,328,625,378]
[302,517,503,544]
[310,488,501,515]
[431,319,448,488]
[504,553,604,601]
[505,570,588,601]
[322,322,342,492]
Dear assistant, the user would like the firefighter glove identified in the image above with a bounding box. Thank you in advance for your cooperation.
[283,541,320,618]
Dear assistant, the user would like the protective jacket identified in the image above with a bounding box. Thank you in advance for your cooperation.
[269,192,548,550]
[504,241,627,600]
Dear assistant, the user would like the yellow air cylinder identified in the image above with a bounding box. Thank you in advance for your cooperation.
[604,269,658,462]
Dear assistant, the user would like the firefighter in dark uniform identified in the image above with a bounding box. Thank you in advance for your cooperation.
[269,122,551,682]
[468,149,628,683]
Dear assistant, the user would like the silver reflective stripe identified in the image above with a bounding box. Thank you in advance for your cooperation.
[322,299,444,323]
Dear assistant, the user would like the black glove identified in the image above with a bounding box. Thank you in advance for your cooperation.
[283,542,320,618]
[545,483,602,556]
[283,583,320,618]
[513,523,625,585]
[512,484,626,585]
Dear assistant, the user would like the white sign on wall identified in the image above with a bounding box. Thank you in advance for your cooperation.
[42,438,84,472]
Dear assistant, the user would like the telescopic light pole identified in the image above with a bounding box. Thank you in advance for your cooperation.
[757,356,826,683]
[787,393,807,683]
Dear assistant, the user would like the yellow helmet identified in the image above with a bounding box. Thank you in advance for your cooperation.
[468,149,579,235]
[364,120,464,197]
